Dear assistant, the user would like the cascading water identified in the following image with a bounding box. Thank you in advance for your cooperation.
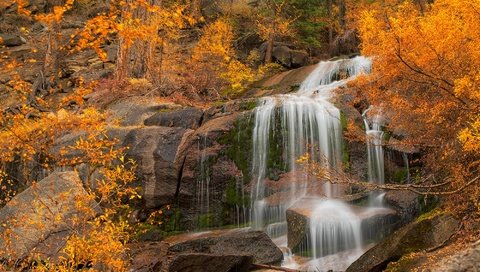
[251,57,372,237]
[363,109,385,185]
[196,134,210,216]
[309,199,363,258]
[363,108,386,207]
[250,57,374,271]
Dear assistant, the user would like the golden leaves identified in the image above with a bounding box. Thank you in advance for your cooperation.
[191,18,254,93]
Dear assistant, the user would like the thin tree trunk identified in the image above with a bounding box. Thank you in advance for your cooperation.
[338,0,346,32]
[327,0,333,54]
[191,0,202,21]
[265,33,274,63]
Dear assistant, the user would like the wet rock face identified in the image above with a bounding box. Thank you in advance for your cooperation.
[176,112,252,229]
[129,230,283,272]
[108,126,194,209]
[346,213,460,272]
[0,171,98,259]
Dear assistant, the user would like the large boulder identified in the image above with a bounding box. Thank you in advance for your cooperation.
[432,240,480,271]
[260,42,310,69]
[346,213,460,272]
[144,107,204,129]
[0,171,98,259]
[273,45,292,67]
[108,126,194,208]
[384,190,420,225]
[0,34,26,47]
[129,230,282,272]
[290,50,309,68]
[167,253,252,272]
[105,97,183,126]
[248,64,318,96]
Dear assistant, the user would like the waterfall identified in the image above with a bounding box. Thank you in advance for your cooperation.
[250,56,372,235]
[309,199,362,259]
[363,111,385,185]
[363,107,386,207]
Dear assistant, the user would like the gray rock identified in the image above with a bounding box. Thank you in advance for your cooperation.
[273,45,292,67]
[0,171,98,259]
[433,240,480,272]
[130,230,282,272]
[176,113,247,229]
[165,230,283,264]
[105,97,183,126]
[384,190,420,225]
[166,253,252,272]
[290,50,309,68]
[0,34,26,47]
[346,213,460,272]
[108,126,194,209]
[144,107,204,129]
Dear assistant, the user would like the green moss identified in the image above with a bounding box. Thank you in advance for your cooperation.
[218,113,255,182]
[238,99,258,111]
[415,207,443,223]
[383,130,392,141]
[340,111,348,130]
[289,84,300,93]
[392,168,409,183]
[164,208,182,232]
[225,179,250,207]
[386,253,427,272]
[197,213,215,228]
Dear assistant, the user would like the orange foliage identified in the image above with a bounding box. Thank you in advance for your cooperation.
[356,0,480,213]
[191,18,253,94]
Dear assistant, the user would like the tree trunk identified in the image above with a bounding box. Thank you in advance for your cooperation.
[265,33,274,63]
[191,0,202,22]
[338,0,346,32]
[116,0,162,81]
[327,0,333,55]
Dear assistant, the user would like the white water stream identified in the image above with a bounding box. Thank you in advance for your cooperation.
[250,57,380,270]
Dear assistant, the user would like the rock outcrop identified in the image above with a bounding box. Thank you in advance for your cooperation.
[108,126,194,209]
[346,213,460,272]
[0,171,98,259]
[176,111,252,229]
[129,230,283,272]
[384,190,420,225]
[0,34,26,47]
[144,107,204,129]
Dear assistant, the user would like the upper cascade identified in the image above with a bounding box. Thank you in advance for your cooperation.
[298,56,372,95]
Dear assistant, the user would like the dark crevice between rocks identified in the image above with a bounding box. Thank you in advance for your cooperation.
[197,110,205,128]
[175,156,187,200]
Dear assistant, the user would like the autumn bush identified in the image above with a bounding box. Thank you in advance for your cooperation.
[353,0,480,219]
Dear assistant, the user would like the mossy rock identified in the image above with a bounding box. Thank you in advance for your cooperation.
[346,213,460,272]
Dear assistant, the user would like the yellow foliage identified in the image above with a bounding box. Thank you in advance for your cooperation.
[357,0,480,212]
[192,18,253,93]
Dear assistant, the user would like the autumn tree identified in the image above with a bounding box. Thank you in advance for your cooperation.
[190,18,254,96]
[353,0,480,214]
[254,0,298,63]
[115,0,193,84]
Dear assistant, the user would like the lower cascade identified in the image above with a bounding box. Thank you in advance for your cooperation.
[249,56,395,270]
